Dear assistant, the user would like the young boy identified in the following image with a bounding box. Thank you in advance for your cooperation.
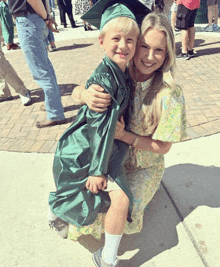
[49,1,149,266]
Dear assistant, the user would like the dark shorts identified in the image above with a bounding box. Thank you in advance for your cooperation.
[176,4,198,30]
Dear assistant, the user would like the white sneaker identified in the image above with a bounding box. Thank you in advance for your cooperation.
[204,25,213,32]
[48,208,69,239]
[213,24,219,31]
[19,90,31,106]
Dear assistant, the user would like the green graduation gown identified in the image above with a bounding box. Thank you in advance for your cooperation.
[49,56,133,227]
[0,2,14,44]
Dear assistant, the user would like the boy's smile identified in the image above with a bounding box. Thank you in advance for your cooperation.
[99,28,138,72]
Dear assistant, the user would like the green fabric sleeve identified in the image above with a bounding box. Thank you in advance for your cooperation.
[85,73,120,176]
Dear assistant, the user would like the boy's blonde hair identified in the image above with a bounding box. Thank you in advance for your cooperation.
[131,12,176,135]
[99,17,140,38]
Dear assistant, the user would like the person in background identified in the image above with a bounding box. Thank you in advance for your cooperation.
[75,0,93,30]
[0,22,31,105]
[175,0,200,60]
[47,0,57,52]
[0,0,18,50]
[57,0,78,28]
[204,0,219,31]
[8,0,66,128]
[170,0,178,33]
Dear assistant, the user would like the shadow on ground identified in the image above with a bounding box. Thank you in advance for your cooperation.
[75,164,220,266]
[176,39,220,57]
[56,43,93,51]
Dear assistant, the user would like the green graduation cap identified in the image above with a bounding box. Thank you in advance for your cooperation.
[81,0,151,30]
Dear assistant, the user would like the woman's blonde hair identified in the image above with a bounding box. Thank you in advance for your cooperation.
[99,16,140,38]
[131,12,176,135]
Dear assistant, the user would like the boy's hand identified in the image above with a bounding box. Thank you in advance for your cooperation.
[86,175,107,194]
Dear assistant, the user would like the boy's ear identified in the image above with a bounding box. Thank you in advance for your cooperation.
[99,36,104,46]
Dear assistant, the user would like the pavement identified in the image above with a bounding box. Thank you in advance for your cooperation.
[0,9,220,267]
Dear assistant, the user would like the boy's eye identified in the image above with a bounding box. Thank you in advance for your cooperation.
[127,39,134,43]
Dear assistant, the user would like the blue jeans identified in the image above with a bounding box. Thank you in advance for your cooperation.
[47,29,55,45]
[16,14,64,121]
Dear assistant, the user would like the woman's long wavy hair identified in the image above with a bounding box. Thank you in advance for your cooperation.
[130,12,176,135]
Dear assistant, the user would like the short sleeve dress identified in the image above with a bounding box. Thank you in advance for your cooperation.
[68,77,187,241]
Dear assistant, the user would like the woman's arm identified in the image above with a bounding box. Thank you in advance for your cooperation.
[115,117,172,154]
[72,85,111,112]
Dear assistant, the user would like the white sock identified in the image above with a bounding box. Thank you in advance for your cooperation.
[102,231,122,265]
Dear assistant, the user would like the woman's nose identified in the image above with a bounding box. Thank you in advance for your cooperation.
[145,49,154,60]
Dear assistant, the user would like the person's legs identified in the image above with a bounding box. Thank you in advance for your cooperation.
[16,14,65,121]
[97,190,129,265]
[208,5,215,25]
[0,80,12,98]
[0,49,28,96]
[171,11,177,31]
[66,4,78,27]
[188,27,195,51]
[180,29,188,53]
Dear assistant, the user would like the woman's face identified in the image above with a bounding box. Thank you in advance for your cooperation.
[134,28,167,82]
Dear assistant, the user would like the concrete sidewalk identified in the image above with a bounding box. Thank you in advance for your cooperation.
[0,133,219,267]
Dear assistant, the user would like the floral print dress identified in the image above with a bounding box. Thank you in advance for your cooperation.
[68,79,187,241]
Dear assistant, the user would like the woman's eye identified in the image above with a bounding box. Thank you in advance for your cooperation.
[142,45,149,49]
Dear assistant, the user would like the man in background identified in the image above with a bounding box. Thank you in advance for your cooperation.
[0,22,31,105]
[176,0,200,60]
[8,0,66,128]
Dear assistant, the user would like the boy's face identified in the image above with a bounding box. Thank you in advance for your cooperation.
[99,27,138,72]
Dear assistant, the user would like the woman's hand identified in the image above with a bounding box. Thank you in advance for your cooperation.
[115,116,126,140]
[85,175,107,194]
[81,84,112,112]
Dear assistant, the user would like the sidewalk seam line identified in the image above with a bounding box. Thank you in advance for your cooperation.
[161,181,209,267]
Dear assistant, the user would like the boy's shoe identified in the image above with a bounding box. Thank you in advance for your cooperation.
[176,52,189,60]
[48,209,69,239]
[93,248,119,267]
[204,25,213,32]
[19,90,32,106]
[213,24,219,31]
[188,49,196,58]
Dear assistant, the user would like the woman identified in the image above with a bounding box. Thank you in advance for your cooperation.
[71,11,187,246]
[75,0,93,30]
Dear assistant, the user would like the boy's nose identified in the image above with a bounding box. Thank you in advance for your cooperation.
[119,39,127,49]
